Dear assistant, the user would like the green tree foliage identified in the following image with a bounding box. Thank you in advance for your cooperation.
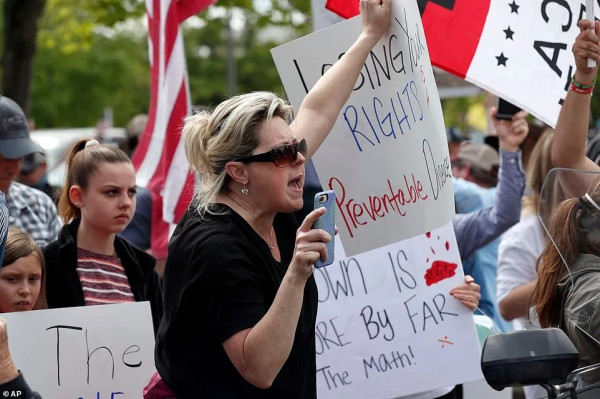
[37,0,144,54]
[441,95,486,135]
[185,1,311,108]
[30,0,312,127]
[31,0,148,127]
[32,31,149,127]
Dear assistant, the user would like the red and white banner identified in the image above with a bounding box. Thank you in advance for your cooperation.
[326,0,597,127]
[133,0,215,258]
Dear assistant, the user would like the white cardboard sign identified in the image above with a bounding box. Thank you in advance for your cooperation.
[272,1,454,256]
[464,0,600,127]
[1,302,156,399]
[314,222,482,398]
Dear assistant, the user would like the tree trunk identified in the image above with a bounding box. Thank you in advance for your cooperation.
[2,0,46,116]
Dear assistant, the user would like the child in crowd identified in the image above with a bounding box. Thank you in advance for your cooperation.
[0,221,43,397]
[0,228,46,312]
[43,139,162,331]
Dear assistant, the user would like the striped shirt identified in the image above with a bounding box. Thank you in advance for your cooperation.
[76,248,135,306]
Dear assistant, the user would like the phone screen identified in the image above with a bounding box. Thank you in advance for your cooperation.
[496,98,521,120]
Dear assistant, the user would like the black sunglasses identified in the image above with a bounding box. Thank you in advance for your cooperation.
[234,138,307,168]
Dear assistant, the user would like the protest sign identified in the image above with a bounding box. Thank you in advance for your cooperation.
[1,302,155,399]
[314,222,482,399]
[326,0,600,127]
[457,0,599,127]
[272,1,454,256]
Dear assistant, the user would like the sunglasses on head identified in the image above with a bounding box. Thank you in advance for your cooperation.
[234,138,307,168]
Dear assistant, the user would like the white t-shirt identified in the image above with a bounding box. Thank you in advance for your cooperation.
[497,214,545,331]
[497,214,548,399]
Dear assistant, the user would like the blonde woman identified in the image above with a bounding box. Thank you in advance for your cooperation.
[153,1,394,398]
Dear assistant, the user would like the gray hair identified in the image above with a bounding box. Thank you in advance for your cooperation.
[183,91,294,215]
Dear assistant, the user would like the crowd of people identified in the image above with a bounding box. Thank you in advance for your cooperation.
[2,1,600,399]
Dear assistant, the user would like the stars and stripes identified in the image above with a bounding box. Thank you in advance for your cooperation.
[324,0,595,127]
[131,0,215,258]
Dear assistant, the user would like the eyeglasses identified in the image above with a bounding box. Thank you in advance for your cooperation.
[234,138,307,168]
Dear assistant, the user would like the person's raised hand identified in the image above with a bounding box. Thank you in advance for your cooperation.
[492,108,529,152]
[573,19,600,86]
[360,0,392,43]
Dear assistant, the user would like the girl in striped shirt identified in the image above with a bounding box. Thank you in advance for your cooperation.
[43,140,162,332]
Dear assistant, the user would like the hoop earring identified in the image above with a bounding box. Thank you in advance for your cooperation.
[241,184,249,196]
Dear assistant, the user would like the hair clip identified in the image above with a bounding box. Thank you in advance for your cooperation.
[584,193,600,212]
[85,139,100,148]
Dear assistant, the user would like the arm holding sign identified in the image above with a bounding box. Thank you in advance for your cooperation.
[0,319,41,399]
[155,1,393,396]
[552,19,600,172]
[453,111,528,260]
[291,0,391,159]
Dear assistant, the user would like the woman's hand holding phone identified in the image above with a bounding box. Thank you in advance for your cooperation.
[313,190,336,268]
[289,207,331,279]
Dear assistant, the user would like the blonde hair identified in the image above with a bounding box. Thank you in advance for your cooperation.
[2,228,47,310]
[182,91,293,215]
[525,128,554,212]
[58,140,132,223]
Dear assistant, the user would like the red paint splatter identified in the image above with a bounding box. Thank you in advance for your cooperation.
[426,232,431,238]
[430,247,436,254]
[426,258,429,263]
[445,241,450,251]
[424,260,457,286]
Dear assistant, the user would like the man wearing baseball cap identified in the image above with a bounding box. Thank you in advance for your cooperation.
[453,142,500,187]
[0,96,61,246]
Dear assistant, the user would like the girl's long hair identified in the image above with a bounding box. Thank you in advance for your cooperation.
[531,179,600,327]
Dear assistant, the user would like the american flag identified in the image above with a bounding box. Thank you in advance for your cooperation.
[132,0,215,258]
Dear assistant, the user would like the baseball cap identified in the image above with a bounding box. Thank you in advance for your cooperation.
[20,152,47,174]
[0,97,43,159]
[457,142,499,173]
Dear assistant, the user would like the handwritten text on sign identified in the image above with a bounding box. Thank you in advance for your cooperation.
[466,0,600,127]
[314,222,482,399]
[272,1,454,256]
[1,302,156,399]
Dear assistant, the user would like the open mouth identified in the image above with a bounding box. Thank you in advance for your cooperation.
[288,176,303,189]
